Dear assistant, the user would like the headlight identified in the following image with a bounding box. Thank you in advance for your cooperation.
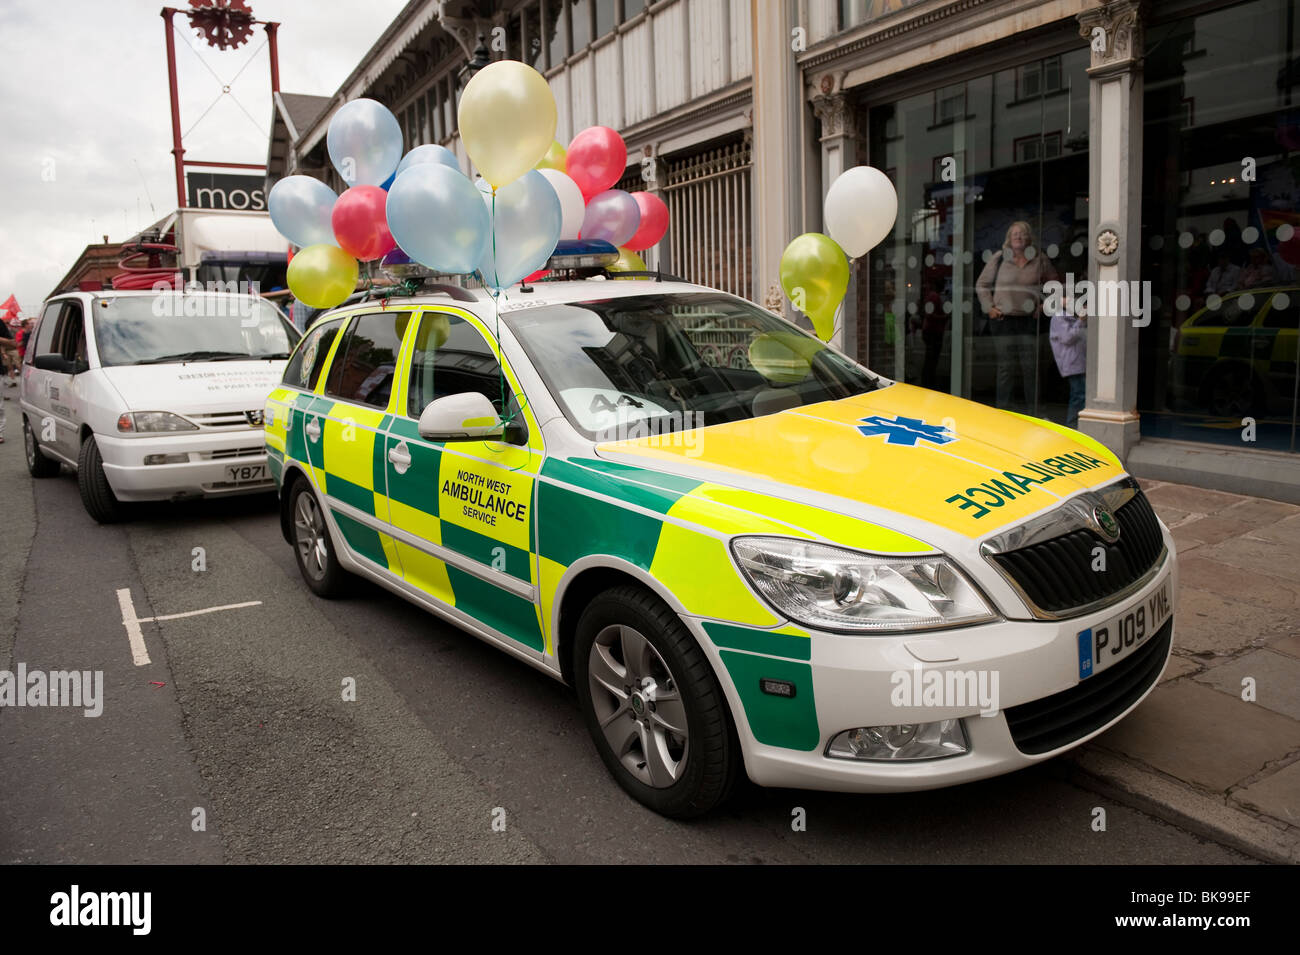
[731,537,997,633]
[117,411,198,433]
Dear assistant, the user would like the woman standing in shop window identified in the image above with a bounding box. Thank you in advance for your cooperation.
[975,220,1059,413]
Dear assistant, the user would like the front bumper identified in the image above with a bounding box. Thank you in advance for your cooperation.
[97,429,273,501]
[691,539,1177,793]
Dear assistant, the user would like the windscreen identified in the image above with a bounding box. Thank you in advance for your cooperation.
[505,292,881,440]
[92,294,300,367]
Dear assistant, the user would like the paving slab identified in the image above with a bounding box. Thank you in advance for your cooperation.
[1176,555,1299,611]
[1094,680,1300,793]
[1205,534,1300,579]
[1160,655,1203,682]
[1231,759,1300,827]
[1271,634,1300,659]
[1193,649,1300,721]
[1173,516,1258,546]
[1223,498,1300,525]
[1241,512,1300,545]
[1173,589,1295,655]
[1145,484,1245,514]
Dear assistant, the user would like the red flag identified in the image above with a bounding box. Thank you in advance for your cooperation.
[0,295,18,319]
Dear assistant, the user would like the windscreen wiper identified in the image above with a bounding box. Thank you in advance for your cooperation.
[132,351,253,364]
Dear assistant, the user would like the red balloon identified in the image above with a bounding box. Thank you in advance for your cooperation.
[331,185,395,261]
[625,192,668,251]
[567,126,627,200]
[523,268,551,283]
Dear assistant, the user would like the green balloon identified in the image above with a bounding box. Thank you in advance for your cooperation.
[779,232,848,341]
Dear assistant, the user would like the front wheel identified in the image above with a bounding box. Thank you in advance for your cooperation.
[77,434,125,523]
[574,585,740,818]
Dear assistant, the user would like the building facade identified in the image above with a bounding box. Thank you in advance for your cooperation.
[267,0,1300,501]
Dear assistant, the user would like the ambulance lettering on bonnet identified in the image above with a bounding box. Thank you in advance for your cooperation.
[944,451,1111,519]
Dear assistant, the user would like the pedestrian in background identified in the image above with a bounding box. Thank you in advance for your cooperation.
[1050,301,1087,430]
[976,220,1059,413]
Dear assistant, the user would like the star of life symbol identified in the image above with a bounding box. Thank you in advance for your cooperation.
[855,414,956,447]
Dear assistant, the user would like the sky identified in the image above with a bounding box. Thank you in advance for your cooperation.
[0,0,409,316]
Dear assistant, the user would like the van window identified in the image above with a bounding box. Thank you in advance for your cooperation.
[31,302,64,360]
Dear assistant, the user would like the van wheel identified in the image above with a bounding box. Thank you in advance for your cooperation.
[574,585,739,818]
[22,417,60,478]
[289,478,348,598]
[77,434,125,523]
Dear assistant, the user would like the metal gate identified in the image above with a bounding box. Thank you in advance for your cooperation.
[662,138,753,300]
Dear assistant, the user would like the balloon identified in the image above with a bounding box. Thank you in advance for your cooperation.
[779,233,849,342]
[458,61,557,189]
[268,176,338,248]
[823,165,898,258]
[477,169,562,291]
[537,168,584,241]
[331,185,395,261]
[380,171,395,191]
[567,126,627,199]
[748,332,818,384]
[396,144,460,177]
[536,140,567,172]
[608,247,646,277]
[327,98,403,187]
[523,268,551,283]
[387,163,490,274]
[286,244,358,309]
[581,189,640,247]
[625,191,668,250]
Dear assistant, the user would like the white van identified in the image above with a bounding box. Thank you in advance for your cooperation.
[20,289,301,522]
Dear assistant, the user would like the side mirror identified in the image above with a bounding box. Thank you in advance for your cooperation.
[33,354,75,374]
[417,392,505,442]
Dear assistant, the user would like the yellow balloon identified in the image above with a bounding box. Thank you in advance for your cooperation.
[287,244,358,309]
[748,332,816,384]
[608,247,646,277]
[536,140,567,172]
[459,61,557,189]
[779,233,848,341]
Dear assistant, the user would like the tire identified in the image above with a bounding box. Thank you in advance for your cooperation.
[574,584,740,818]
[288,477,349,598]
[22,416,60,478]
[77,434,126,523]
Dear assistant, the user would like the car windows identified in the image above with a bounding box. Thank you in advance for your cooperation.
[52,301,86,362]
[325,311,409,409]
[30,302,63,361]
[282,318,343,391]
[406,312,514,418]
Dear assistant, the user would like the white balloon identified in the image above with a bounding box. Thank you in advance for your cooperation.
[824,166,898,259]
[537,168,585,241]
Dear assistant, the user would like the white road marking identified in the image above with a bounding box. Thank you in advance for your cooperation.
[139,601,263,623]
[117,590,264,667]
[116,587,151,667]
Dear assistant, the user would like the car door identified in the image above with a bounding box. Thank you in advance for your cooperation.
[22,301,66,458]
[381,306,547,657]
[315,309,411,579]
[39,300,85,461]
[276,316,345,484]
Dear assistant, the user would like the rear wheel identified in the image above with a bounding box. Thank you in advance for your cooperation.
[77,434,125,523]
[22,416,60,478]
[574,585,740,818]
[289,478,349,598]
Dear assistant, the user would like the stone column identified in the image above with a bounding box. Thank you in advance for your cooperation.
[811,79,859,353]
[1076,0,1146,458]
[750,0,804,315]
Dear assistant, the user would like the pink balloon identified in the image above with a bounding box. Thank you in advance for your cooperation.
[625,192,668,251]
[331,185,395,261]
[567,126,627,200]
[580,189,641,248]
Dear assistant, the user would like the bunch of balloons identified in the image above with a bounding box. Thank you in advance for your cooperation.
[270,63,673,306]
[531,124,668,277]
[780,165,898,341]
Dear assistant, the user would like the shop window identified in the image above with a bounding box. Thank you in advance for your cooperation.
[544,0,566,68]
[595,0,615,37]
[570,0,591,50]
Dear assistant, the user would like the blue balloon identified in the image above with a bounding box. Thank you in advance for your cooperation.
[380,171,395,191]
[396,144,460,178]
[268,176,338,248]
[477,170,563,291]
[386,164,490,274]
[327,98,403,187]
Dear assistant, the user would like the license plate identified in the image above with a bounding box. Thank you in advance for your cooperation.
[1077,580,1172,680]
[225,464,267,484]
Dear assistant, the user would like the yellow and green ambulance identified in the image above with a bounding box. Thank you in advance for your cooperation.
[265,277,1176,818]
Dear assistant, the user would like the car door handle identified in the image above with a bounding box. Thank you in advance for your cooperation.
[388,441,411,474]
[305,417,321,442]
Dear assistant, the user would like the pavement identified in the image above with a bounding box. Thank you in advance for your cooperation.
[1062,478,1300,864]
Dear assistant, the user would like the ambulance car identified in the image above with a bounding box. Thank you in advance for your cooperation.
[21,289,300,522]
[265,271,1176,818]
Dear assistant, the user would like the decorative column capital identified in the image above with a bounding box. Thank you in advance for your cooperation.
[811,91,857,142]
[1078,0,1146,72]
